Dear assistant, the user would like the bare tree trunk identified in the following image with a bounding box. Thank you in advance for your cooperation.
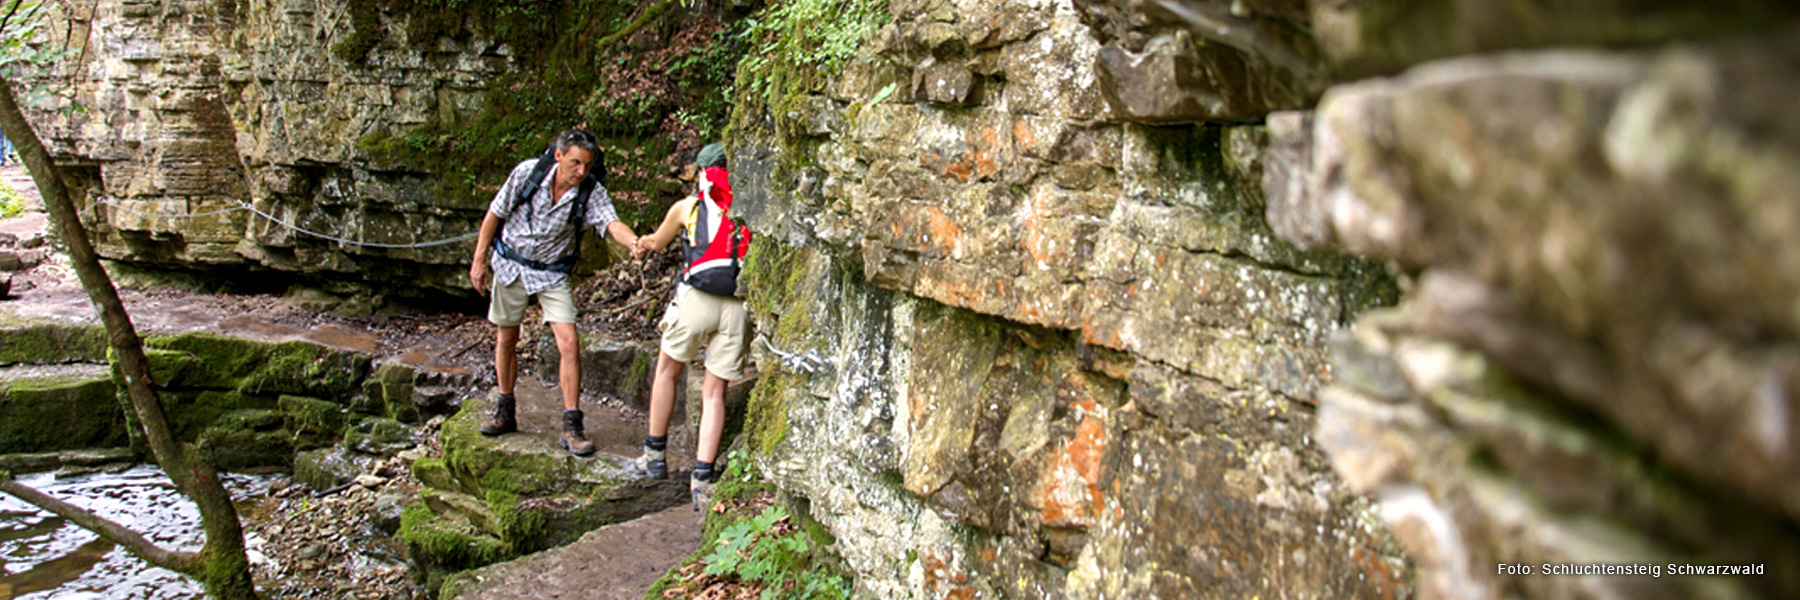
[0,76,260,599]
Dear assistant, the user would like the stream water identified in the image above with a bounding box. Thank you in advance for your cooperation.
[0,465,278,600]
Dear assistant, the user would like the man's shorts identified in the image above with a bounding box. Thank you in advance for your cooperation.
[488,276,576,326]
[659,285,750,380]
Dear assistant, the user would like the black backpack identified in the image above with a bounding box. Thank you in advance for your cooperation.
[492,147,605,273]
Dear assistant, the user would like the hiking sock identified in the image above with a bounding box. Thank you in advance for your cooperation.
[645,435,668,452]
[693,461,716,482]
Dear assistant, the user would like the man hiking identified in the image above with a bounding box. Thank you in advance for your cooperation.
[469,128,643,456]
[629,143,751,508]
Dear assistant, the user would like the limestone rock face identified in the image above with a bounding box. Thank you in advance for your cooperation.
[1282,24,1800,600]
[22,0,523,294]
[728,0,1403,598]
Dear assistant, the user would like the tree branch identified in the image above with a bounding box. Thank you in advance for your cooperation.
[0,0,26,38]
[594,0,676,53]
[0,473,201,572]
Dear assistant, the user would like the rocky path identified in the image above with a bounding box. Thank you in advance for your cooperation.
[445,504,703,600]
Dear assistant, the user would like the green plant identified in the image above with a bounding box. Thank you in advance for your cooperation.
[702,505,850,600]
[0,183,24,218]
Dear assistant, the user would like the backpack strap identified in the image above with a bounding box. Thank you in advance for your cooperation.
[513,149,557,223]
[494,152,596,273]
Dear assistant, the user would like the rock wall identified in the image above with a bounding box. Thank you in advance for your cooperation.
[727,1,1800,599]
[23,0,515,293]
[726,1,1406,598]
[1275,20,1800,600]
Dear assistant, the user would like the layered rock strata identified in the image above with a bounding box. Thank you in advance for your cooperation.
[1274,24,1800,600]
[24,0,520,294]
[727,0,1406,597]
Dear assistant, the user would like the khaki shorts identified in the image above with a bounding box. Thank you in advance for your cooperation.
[488,276,576,327]
[659,285,750,380]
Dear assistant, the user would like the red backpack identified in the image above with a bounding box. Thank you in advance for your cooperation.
[681,166,751,297]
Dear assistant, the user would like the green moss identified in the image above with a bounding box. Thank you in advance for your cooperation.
[398,502,510,571]
[412,456,460,492]
[487,490,549,551]
[345,0,743,226]
[0,368,126,453]
[742,372,794,456]
[437,398,584,496]
[197,409,295,470]
[331,1,383,62]
[727,0,889,167]
[278,395,347,452]
[0,319,108,365]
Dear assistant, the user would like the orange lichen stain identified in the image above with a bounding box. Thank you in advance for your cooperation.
[1013,121,1036,152]
[1352,546,1408,600]
[1041,402,1109,527]
[1080,317,1127,351]
[1154,251,1168,268]
[944,156,976,182]
[924,207,964,255]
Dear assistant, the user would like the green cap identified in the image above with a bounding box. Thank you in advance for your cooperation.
[696,143,726,169]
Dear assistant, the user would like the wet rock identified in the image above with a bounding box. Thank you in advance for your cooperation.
[199,409,296,470]
[345,417,417,456]
[372,489,413,535]
[0,250,20,271]
[294,446,371,491]
[411,385,459,415]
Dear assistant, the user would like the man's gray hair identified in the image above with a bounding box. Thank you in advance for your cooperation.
[555,129,600,155]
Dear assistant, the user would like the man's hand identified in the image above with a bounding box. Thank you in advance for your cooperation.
[630,236,649,260]
[470,257,490,295]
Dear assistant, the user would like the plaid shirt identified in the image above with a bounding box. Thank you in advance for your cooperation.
[489,158,620,294]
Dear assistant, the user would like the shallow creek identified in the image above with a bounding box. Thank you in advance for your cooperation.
[0,465,278,600]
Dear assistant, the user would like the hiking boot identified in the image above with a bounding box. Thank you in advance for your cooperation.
[631,447,668,480]
[479,395,516,436]
[690,473,717,512]
[560,410,596,456]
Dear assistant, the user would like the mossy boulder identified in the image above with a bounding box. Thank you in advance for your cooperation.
[0,364,127,453]
[280,395,346,450]
[398,501,510,586]
[140,332,371,398]
[196,408,294,470]
[0,312,108,365]
[439,395,635,497]
[344,416,416,456]
[360,362,420,423]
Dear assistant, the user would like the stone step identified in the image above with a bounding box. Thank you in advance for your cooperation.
[0,311,107,365]
[0,363,127,454]
[400,376,690,595]
[439,503,704,600]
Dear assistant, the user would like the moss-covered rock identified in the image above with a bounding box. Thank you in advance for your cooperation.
[0,364,127,453]
[279,395,346,450]
[0,312,108,365]
[398,501,510,589]
[362,362,420,423]
[343,416,416,456]
[439,395,630,497]
[140,332,371,398]
[196,409,294,470]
